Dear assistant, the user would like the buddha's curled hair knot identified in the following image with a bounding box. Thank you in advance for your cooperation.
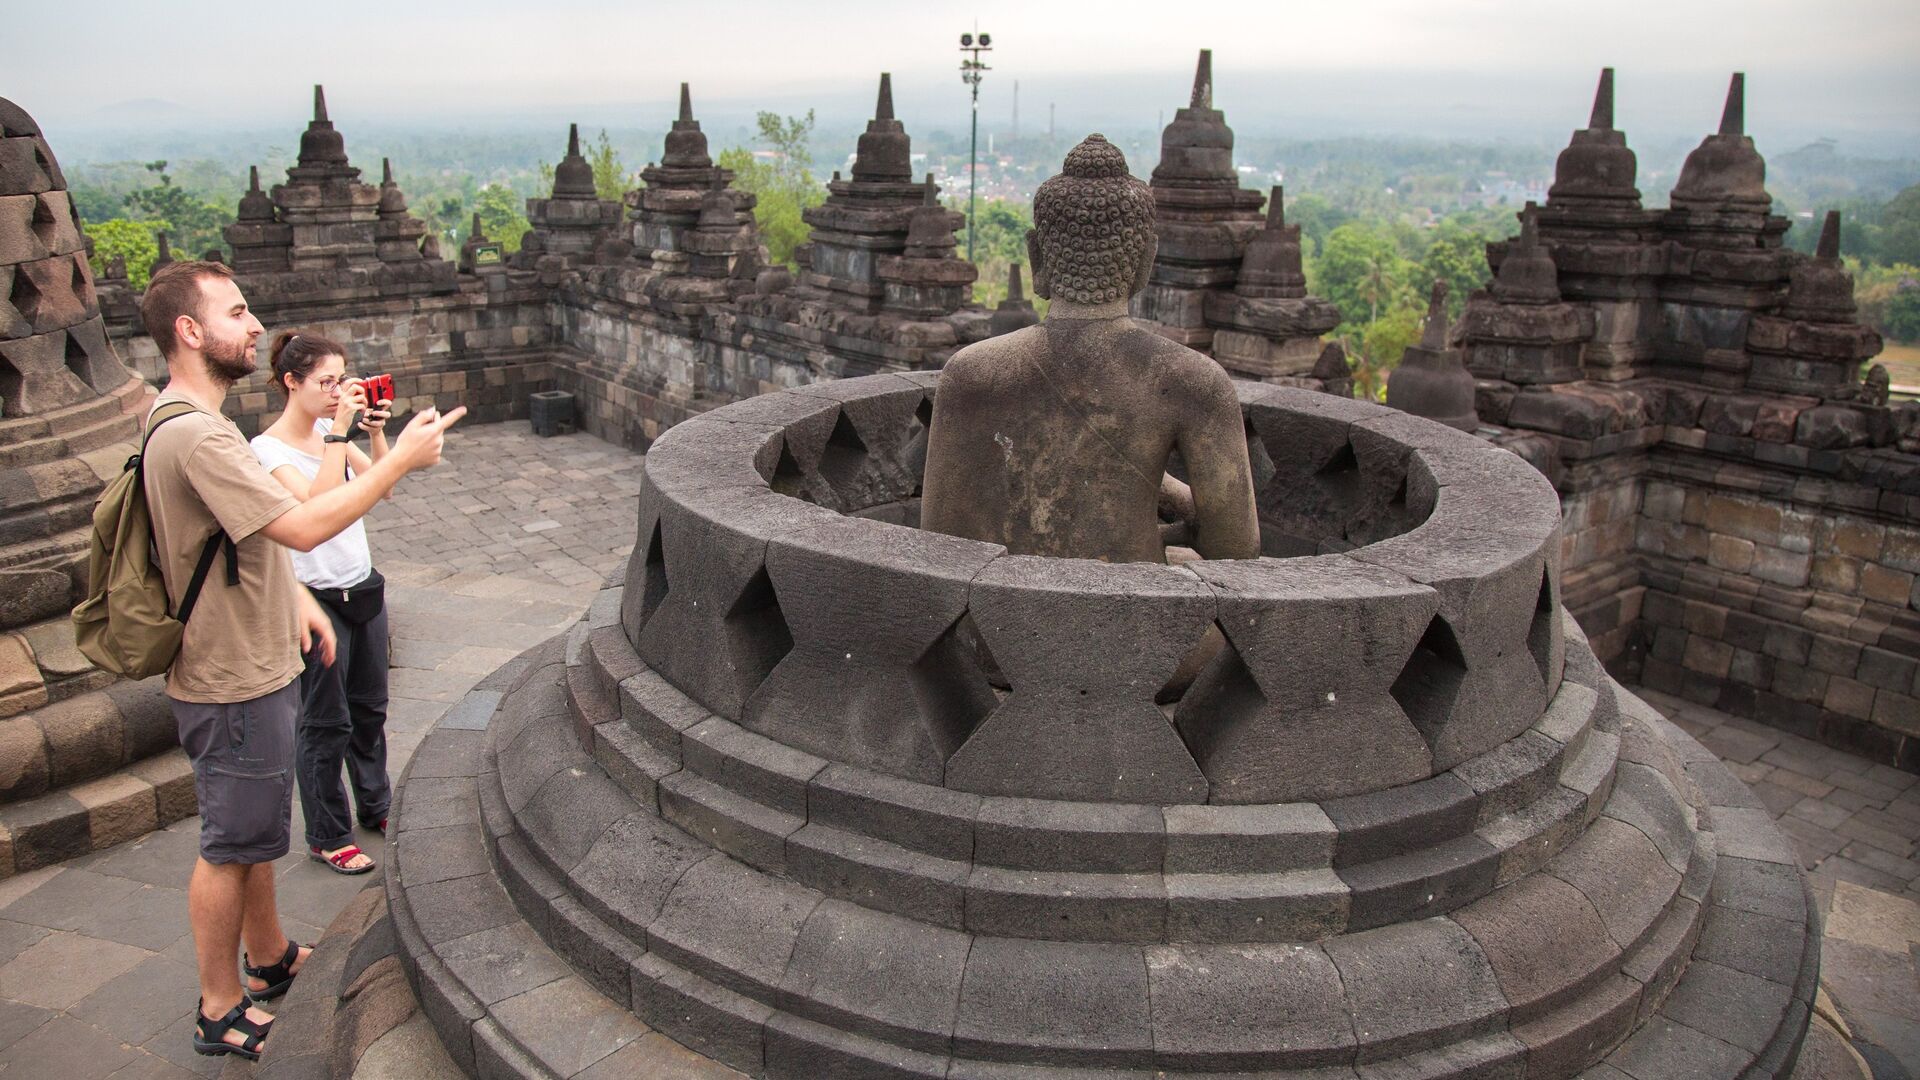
[1062,134,1130,179]
[1032,134,1156,304]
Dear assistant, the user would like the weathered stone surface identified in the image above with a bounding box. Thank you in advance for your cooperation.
[953,938,1151,1066]
[946,558,1213,803]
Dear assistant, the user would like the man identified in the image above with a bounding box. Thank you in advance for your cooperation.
[137,260,465,1059]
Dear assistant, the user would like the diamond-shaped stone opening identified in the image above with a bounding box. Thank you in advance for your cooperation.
[948,610,1010,694]
[723,566,793,703]
[62,330,94,387]
[1313,439,1364,506]
[31,194,61,250]
[1156,621,1227,708]
[1348,473,1411,546]
[69,255,94,311]
[638,519,669,631]
[910,612,1003,760]
[1244,415,1278,495]
[0,352,23,417]
[815,409,870,493]
[769,437,814,503]
[1390,614,1469,750]
[904,394,935,496]
[9,264,41,324]
[1527,569,1558,686]
[1172,625,1268,756]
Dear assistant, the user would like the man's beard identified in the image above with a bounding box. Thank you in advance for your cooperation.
[203,333,256,387]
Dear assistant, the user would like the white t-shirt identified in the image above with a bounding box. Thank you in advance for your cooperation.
[250,419,374,590]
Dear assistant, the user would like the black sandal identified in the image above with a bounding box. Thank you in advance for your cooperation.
[192,998,272,1059]
[242,939,308,1002]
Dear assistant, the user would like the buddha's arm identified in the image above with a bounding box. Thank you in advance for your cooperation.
[918,368,981,539]
[1178,383,1260,560]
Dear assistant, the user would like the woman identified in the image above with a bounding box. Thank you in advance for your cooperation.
[251,331,394,875]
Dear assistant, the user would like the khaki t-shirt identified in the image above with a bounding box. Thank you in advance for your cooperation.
[143,391,303,703]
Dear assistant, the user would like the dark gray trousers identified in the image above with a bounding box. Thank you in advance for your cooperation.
[295,596,391,851]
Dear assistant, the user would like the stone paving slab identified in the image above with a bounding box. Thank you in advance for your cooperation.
[0,423,639,1078]
[0,421,1911,1077]
[1635,686,1920,1072]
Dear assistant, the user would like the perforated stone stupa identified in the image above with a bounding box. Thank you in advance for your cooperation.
[386,369,1820,1078]
[0,97,193,878]
[381,127,1823,1079]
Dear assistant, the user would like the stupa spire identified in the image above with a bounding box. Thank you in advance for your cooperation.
[1419,280,1449,349]
[679,82,693,122]
[1007,262,1025,302]
[1266,184,1285,229]
[1589,68,1614,130]
[567,123,580,158]
[876,73,895,122]
[381,157,393,185]
[248,165,261,192]
[1719,73,1744,136]
[1190,49,1213,110]
[1816,209,1841,260]
[313,85,328,123]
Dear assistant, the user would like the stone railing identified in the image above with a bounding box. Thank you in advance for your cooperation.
[622,375,1565,806]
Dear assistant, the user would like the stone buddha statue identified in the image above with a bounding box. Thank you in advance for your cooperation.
[921,134,1259,564]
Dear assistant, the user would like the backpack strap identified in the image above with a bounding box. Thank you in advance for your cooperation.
[140,401,202,459]
[142,400,242,617]
[176,532,227,624]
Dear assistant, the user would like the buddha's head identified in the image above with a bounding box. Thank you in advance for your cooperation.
[1028,134,1158,305]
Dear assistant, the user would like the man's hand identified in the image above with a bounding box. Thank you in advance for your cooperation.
[391,405,468,471]
[297,591,337,667]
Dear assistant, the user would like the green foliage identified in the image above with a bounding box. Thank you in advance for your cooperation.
[959,198,1033,307]
[473,183,530,254]
[122,161,231,259]
[1346,305,1423,402]
[1420,227,1493,321]
[587,130,633,203]
[1284,192,1349,261]
[1884,278,1920,343]
[718,110,826,270]
[1880,184,1920,267]
[1312,223,1417,327]
[85,218,169,290]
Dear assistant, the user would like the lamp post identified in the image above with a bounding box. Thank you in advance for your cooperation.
[959,30,992,263]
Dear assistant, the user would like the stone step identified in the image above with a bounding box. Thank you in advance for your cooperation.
[389,672,1816,1078]
[0,399,142,469]
[573,609,1626,939]
[475,635,1765,1073]
[0,374,145,450]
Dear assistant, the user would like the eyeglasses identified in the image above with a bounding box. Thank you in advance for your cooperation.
[312,376,345,393]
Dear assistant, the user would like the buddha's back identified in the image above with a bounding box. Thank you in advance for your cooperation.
[919,134,1257,565]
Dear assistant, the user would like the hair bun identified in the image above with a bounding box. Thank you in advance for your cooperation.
[1062,134,1130,179]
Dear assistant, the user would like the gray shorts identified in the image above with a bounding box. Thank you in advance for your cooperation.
[170,679,299,865]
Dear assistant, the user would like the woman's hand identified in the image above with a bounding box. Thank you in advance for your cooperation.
[357,397,391,434]
[331,379,371,437]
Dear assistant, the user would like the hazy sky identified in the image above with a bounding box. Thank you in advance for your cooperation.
[12,0,1920,150]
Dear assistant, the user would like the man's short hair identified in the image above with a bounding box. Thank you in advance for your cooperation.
[140,260,236,358]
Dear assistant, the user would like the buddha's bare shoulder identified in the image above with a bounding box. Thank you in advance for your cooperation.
[1130,331,1241,407]
[936,326,1049,391]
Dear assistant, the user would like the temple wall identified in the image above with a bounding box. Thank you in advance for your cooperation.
[93,271,1920,774]
[113,289,560,437]
[1557,473,1647,667]
[1632,452,1920,768]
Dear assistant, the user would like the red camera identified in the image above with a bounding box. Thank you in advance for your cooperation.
[363,373,394,404]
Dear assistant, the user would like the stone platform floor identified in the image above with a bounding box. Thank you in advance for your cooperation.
[0,421,1910,1078]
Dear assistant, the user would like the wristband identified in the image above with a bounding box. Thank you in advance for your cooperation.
[324,411,363,443]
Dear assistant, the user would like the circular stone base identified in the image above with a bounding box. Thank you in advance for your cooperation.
[385,600,1822,1079]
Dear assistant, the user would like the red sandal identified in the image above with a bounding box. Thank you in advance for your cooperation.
[309,844,376,875]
